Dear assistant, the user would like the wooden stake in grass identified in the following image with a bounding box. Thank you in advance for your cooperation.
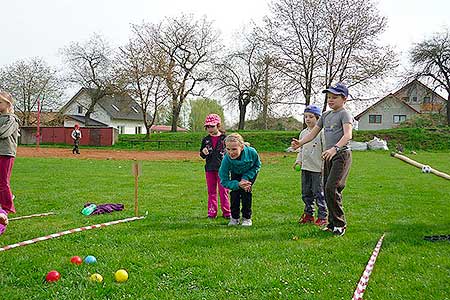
[390,152,450,180]
[132,160,142,216]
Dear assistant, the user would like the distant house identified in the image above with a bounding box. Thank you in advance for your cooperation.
[355,80,447,130]
[60,88,146,134]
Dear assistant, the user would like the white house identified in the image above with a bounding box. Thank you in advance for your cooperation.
[60,88,146,134]
[355,80,447,130]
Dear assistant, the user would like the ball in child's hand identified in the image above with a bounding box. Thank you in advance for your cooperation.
[295,164,301,172]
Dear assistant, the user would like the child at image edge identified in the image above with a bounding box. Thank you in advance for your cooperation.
[293,105,327,226]
[219,133,261,227]
[0,91,20,236]
[292,83,353,236]
[200,114,231,219]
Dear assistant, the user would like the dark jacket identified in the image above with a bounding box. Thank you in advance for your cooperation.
[200,134,227,171]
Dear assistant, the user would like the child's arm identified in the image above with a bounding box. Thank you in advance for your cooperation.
[322,123,352,161]
[294,132,304,169]
[199,137,208,158]
[291,125,321,150]
[0,116,18,139]
[219,157,240,190]
[242,149,261,181]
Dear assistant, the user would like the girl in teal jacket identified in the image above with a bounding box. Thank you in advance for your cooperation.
[219,133,261,227]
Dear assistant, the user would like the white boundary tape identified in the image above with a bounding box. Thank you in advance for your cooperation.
[352,234,385,300]
[9,212,55,221]
[1,212,147,252]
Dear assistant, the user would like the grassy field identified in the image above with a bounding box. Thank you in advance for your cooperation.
[0,151,449,299]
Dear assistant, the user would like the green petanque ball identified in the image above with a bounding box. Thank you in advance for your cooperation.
[295,165,301,171]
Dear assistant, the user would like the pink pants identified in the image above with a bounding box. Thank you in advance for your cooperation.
[0,156,15,214]
[205,171,230,218]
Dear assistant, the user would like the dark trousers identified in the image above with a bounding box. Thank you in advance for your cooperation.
[73,140,80,154]
[323,150,352,228]
[230,173,257,219]
[301,170,327,219]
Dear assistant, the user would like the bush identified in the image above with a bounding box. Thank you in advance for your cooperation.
[115,127,450,152]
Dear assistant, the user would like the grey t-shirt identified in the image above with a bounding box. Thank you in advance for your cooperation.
[317,108,353,150]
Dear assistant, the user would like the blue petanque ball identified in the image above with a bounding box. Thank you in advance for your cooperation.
[84,255,97,264]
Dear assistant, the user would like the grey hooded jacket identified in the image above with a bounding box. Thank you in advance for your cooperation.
[0,114,20,157]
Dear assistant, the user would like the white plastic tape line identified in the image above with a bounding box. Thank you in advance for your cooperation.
[0,212,148,252]
[352,234,385,300]
[9,212,55,221]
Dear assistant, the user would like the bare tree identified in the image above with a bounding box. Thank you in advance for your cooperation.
[263,0,397,111]
[214,31,266,130]
[410,28,450,125]
[61,33,115,126]
[0,57,64,126]
[319,0,397,110]
[115,31,169,138]
[136,15,221,132]
[263,0,323,108]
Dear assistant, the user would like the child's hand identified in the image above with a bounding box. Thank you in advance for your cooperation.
[293,162,301,170]
[202,148,209,155]
[291,138,301,149]
[239,180,252,192]
[0,213,8,226]
[322,148,337,161]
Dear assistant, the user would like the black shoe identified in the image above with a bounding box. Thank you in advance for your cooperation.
[333,226,346,236]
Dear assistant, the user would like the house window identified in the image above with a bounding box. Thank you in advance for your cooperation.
[77,105,83,114]
[135,126,142,134]
[369,115,382,124]
[118,126,125,134]
[111,104,120,111]
[412,96,418,102]
[393,115,406,124]
[423,96,431,103]
[132,107,139,113]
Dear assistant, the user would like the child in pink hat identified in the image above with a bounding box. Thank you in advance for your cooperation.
[199,114,231,219]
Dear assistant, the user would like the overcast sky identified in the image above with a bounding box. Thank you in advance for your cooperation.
[1,0,448,118]
[2,0,448,67]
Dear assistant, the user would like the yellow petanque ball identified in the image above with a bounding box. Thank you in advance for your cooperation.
[90,273,103,283]
[115,269,128,283]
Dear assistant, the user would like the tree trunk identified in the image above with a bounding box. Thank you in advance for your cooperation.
[447,94,450,126]
[238,104,247,130]
[171,99,181,132]
[262,60,269,130]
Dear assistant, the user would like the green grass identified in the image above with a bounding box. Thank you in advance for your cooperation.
[0,151,449,299]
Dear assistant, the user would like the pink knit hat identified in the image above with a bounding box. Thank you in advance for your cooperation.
[204,114,221,126]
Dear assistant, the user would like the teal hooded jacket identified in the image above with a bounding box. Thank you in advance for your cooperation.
[219,146,261,191]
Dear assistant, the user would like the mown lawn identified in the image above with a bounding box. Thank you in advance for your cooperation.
[0,151,449,299]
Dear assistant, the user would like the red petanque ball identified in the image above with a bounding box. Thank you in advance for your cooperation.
[70,256,83,265]
[45,270,61,282]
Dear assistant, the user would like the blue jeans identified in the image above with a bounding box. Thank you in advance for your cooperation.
[301,170,327,219]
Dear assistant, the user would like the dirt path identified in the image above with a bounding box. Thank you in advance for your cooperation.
[17,146,287,161]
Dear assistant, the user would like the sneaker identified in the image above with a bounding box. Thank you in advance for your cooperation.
[228,218,240,226]
[241,218,252,226]
[322,224,334,232]
[314,218,327,226]
[298,213,315,224]
[333,226,346,236]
